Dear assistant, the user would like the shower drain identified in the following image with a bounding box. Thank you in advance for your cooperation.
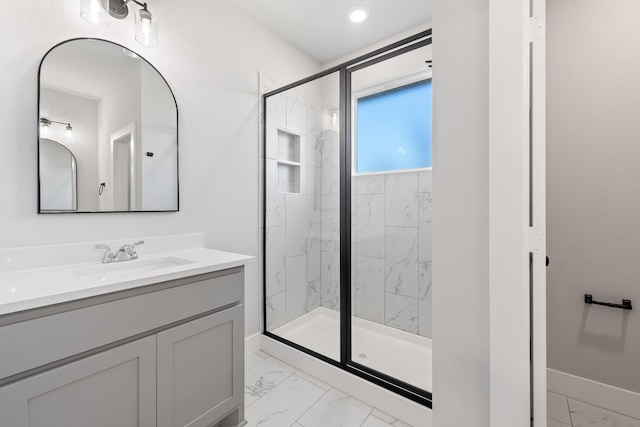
[358,353,368,359]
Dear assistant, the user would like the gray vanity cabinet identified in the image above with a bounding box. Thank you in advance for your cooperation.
[0,267,246,427]
[0,336,157,427]
[157,305,243,427]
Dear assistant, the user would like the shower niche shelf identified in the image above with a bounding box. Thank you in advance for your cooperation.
[277,129,301,193]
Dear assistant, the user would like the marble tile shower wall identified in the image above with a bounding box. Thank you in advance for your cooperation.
[265,92,331,331]
[353,171,432,338]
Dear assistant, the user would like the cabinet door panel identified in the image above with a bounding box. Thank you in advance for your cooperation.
[0,336,156,427]
[157,305,243,427]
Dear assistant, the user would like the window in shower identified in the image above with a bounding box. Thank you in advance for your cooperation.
[355,79,433,173]
[263,30,432,408]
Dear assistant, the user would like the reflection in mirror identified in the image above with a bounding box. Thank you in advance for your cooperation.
[39,139,77,212]
[38,38,178,213]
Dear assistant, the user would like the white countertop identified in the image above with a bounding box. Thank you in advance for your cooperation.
[0,248,254,316]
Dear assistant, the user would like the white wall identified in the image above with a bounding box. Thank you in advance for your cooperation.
[39,88,99,211]
[140,63,178,211]
[432,0,490,425]
[0,0,319,339]
[547,0,640,393]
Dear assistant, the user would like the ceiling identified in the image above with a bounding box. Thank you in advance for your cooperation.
[227,0,431,64]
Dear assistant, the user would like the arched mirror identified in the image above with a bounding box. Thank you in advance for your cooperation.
[39,138,77,212]
[38,38,178,213]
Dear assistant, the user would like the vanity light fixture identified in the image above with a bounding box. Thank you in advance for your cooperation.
[348,7,369,23]
[80,0,159,47]
[40,118,74,140]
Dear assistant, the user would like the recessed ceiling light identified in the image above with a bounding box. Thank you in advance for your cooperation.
[349,7,369,23]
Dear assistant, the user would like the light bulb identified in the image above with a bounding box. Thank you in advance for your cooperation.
[135,9,158,47]
[349,7,369,23]
[81,0,109,27]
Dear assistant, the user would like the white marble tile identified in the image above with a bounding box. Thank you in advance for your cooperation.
[356,194,385,259]
[331,241,341,282]
[547,418,571,427]
[569,398,640,427]
[286,255,308,321]
[245,385,261,408]
[266,94,286,160]
[286,97,308,135]
[418,260,432,338]
[361,415,394,427]
[320,251,332,308]
[356,174,385,194]
[286,194,308,257]
[265,226,286,297]
[307,166,322,223]
[331,131,340,167]
[308,108,322,167]
[385,172,419,227]
[355,256,385,324]
[330,280,341,310]
[291,423,305,427]
[266,160,286,227]
[369,409,414,426]
[385,226,419,298]
[321,163,332,197]
[245,374,326,427]
[308,279,321,311]
[246,352,267,370]
[371,409,396,423]
[307,223,321,282]
[255,350,270,359]
[418,169,432,194]
[385,293,419,334]
[295,370,332,391]
[321,195,333,251]
[265,291,286,331]
[547,391,572,425]
[297,388,372,427]
[245,355,297,398]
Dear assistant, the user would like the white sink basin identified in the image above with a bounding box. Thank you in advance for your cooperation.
[71,256,194,281]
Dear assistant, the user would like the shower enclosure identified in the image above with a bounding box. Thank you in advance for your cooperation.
[263,31,432,406]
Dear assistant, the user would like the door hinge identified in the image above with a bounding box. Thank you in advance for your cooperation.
[528,226,545,253]
[529,16,543,43]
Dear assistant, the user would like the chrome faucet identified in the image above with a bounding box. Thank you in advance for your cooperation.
[95,240,144,263]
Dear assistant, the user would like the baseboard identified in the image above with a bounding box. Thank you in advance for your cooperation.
[547,368,640,420]
[244,332,262,357]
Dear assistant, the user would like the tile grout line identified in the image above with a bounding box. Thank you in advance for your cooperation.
[290,376,334,427]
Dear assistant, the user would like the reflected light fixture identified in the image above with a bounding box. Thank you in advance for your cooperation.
[40,118,74,140]
[80,0,158,47]
[349,7,369,23]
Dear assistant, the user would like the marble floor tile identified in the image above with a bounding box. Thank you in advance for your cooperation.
[547,391,571,425]
[244,374,326,427]
[368,408,413,426]
[569,398,640,427]
[547,418,571,427]
[362,414,394,427]
[245,356,297,398]
[245,352,267,370]
[297,388,373,427]
[295,370,332,391]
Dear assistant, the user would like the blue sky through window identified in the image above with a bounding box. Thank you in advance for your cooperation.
[356,79,432,173]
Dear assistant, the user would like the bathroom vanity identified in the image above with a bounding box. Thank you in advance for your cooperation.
[0,235,252,427]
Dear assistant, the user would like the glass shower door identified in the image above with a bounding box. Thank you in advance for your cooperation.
[264,71,341,362]
[348,43,433,393]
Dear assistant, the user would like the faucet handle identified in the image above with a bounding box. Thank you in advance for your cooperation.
[95,244,114,263]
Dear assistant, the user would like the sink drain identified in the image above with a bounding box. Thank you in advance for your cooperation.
[358,353,367,359]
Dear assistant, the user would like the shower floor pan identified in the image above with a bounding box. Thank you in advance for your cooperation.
[271,306,432,391]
